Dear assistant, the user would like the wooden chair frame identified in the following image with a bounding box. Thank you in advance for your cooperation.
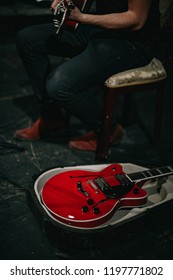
[96,34,173,162]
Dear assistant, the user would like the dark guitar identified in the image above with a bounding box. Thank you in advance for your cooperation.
[53,0,88,36]
[41,163,173,228]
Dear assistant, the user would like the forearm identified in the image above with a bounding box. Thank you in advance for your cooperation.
[51,0,151,32]
[70,0,152,32]
[77,11,143,31]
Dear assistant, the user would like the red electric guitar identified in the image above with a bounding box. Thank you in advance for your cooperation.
[41,163,173,228]
[53,0,89,36]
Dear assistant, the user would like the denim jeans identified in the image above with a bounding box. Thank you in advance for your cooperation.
[16,23,154,132]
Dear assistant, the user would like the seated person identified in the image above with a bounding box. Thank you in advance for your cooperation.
[14,0,160,151]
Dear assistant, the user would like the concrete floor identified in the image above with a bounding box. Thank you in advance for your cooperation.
[0,1,173,260]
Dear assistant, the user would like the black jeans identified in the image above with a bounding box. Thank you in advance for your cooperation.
[16,23,154,132]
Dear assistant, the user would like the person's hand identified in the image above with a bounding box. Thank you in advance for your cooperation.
[50,0,83,23]
[50,0,61,11]
[68,5,83,22]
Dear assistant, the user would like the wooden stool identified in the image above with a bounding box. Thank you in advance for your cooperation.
[96,58,167,162]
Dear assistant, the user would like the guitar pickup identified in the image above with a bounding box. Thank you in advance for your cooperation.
[87,180,99,194]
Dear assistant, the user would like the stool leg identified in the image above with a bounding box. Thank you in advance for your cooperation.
[122,93,133,126]
[96,88,117,162]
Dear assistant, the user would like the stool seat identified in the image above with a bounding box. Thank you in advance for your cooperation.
[105,58,167,88]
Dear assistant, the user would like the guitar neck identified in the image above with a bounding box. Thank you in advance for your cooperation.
[126,165,173,183]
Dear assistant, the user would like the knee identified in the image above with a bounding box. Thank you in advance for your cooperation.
[46,70,78,104]
[46,72,67,101]
[15,26,34,51]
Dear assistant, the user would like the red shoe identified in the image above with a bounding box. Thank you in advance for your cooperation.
[68,124,124,151]
[14,118,66,140]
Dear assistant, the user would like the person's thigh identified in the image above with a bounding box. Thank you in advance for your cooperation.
[46,38,153,102]
[86,38,154,81]
[16,22,90,57]
[16,23,55,53]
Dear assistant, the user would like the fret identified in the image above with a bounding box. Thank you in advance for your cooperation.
[168,166,173,172]
[127,172,145,181]
[143,170,154,177]
[127,165,173,183]
[149,169,162,176]
[155,168,162,174]
[159,167,171,174]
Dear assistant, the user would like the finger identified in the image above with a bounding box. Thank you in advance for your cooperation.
[50,0,60,11]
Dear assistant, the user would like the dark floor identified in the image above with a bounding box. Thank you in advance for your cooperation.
[1,1,173,260]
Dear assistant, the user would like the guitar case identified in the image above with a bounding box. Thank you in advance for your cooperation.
[27,163,173,251]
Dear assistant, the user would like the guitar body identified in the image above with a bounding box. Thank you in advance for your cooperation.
[41,164,148,228]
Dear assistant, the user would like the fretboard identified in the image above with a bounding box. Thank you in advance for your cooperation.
[126,165,173,183]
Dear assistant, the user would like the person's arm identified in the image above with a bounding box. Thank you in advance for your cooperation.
[69,0,152,31]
